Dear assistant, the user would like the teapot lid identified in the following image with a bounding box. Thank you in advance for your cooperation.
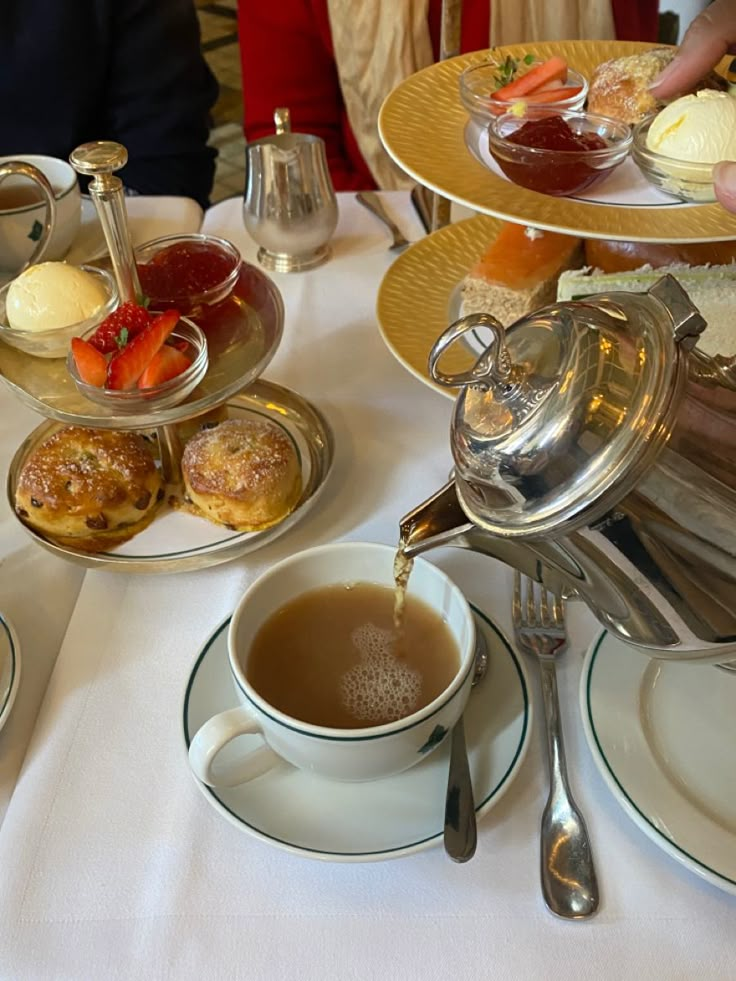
[430,275,704,538]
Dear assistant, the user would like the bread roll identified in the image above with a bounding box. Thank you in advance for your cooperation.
[585,239,736,274]
[15,426,163,552]
[181,418,301,531]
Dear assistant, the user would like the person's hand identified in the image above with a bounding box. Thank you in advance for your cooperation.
[649,0,736,212]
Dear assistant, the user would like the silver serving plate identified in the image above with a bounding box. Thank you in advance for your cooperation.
[0,260,284,431]
[6,380,334,574]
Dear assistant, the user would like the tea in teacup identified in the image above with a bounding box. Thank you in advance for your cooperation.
[0,154,81,273]
[0,184,59,211]
[245,582,460,729]
[188,542,476,787]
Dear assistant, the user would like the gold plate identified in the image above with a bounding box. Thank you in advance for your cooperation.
[6,380,334,574]
[379,40,736,243]
[376,214,502,400]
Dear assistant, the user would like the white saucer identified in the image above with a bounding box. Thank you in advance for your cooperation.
[0,614,21,734]
[581,633,736,896]
[183,606,531,862]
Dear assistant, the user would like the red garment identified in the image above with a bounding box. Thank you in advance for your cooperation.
[238,0,659,191]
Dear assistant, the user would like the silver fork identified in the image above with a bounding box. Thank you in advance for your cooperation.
[512,572,599,919]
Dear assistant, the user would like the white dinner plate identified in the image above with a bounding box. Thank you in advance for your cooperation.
[581,632,736,896]
[183,606,531,862]
[0,614,21,734]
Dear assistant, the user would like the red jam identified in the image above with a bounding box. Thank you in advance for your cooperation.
[137,242,238,310]
[494,115,612,196]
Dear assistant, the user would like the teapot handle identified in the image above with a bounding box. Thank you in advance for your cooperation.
[429,313,513,389]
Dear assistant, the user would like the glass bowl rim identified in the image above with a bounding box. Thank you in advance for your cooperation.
[489,108,633,160]
[66,315,208,403]
[0,265,118,341]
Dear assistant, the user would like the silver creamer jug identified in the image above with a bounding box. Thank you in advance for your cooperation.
[243,107,338,273]
[400,275,736,662]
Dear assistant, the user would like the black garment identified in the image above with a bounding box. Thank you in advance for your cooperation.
[1,0,219,209]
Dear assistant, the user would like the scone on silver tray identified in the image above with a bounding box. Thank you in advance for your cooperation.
[15,426,163,553]
[181,417,302,532]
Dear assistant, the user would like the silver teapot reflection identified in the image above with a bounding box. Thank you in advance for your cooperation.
[400,276,736,663]
[243,107,338,272]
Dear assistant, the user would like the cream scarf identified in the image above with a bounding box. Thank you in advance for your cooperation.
[326,0,616,189]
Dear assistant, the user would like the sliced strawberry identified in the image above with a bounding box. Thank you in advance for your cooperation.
[88,301,152,354]
[138,346,192,389]
[71,337,107,387]
[106,309,180,390]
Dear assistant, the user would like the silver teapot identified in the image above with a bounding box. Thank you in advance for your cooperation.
[400,275,736,662]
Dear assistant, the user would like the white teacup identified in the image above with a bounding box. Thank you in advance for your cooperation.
[188,542,476,786]
[0,154,82,275]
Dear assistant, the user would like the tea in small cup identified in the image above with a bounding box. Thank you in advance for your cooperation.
[188,542,475,786]
[0,154,81,275]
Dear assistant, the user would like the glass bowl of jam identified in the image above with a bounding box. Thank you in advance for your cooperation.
[135,234,241,315]
[460,63,588,126]
[67,315,208,413]
[488,109,633,197]
[631,115,717,203]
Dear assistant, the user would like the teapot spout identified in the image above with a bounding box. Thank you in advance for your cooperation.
[399,480,475,558]
[399,481,546,582]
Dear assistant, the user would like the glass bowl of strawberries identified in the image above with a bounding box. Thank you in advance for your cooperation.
[67,301,208,412]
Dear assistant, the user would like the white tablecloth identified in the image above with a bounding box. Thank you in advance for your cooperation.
[0,193,734,980]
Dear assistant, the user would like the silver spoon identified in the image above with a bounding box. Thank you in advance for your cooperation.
[444,626,489,862]
[356,191,410,251]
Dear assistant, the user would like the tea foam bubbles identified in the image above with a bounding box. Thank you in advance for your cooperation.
[340,623,422,723]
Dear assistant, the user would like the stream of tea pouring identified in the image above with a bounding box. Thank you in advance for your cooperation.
[393,532,488,863]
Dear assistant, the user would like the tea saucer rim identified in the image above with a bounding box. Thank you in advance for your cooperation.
[182,605,531,862]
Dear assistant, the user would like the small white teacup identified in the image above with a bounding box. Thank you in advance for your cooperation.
[188,542,476,786]
[0,154,82,275]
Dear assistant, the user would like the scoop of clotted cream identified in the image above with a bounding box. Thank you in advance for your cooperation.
[7,261,108,332]
[646,90,736,162]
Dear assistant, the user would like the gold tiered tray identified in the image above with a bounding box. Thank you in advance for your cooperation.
[379,40,736,242]
[377,214,500,399]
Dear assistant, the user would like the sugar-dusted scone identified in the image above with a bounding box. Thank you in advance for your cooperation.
[181,418,302,531]
[587,47,726,125]
[461,223,582,325]
[15,426,163,552]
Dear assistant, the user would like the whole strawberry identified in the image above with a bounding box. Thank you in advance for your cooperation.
[88,301,152,354]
